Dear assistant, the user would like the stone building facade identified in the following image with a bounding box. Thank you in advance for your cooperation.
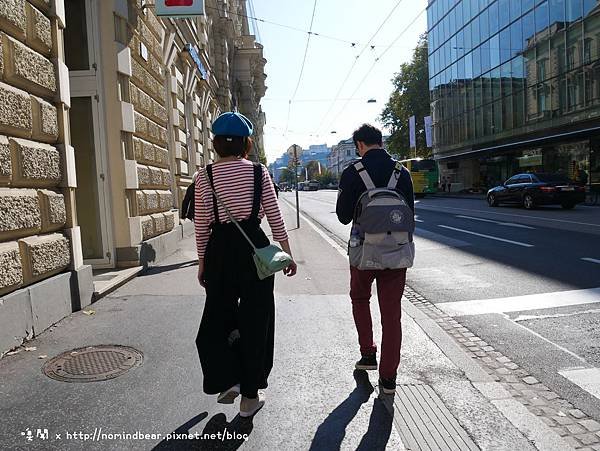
[0,0,267,356]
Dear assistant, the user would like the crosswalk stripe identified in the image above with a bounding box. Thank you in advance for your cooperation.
[582,258,600,265]
[436,287,600,317]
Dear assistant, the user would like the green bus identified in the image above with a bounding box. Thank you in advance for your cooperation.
[400,158,439,197]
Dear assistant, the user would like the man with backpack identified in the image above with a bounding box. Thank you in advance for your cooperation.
[336,124,415,395]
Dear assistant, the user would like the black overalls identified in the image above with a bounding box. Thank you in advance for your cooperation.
[196,163,275,399]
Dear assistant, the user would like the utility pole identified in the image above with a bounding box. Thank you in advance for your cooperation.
[294,145,300,229]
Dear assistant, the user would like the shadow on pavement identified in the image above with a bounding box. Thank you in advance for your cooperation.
[140,260,199,277]
[152,412,253,450]
[309,370,394,450]
[356,398,395,451]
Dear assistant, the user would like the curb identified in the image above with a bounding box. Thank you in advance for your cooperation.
[402,299,574,451]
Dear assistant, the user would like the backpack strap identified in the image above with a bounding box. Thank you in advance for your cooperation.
[354,161,376,190]
[387,161,404,190]
[251,162,262,220]
[205,164,221,224]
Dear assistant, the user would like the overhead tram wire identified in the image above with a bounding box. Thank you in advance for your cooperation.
[284,0,319,137]
[203,4,355,47]
[324,8,426,134]
[312,0,406,136]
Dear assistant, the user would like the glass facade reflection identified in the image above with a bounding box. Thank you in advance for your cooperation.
[427,0,600,194]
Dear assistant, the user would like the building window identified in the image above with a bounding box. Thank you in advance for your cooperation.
[584,38,593,65]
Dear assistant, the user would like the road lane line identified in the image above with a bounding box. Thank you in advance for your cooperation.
[419,205,600,228]
[582,258,600,264]
[436,287,600,317]
[438,225,534,247]
[558,368,600,400]
[456,215,535,229]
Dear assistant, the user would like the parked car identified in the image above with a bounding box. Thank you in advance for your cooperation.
[487,173,586,209]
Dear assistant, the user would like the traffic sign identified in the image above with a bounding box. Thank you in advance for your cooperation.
[286,144,303,159]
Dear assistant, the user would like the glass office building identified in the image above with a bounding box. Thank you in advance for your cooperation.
[427,0,600,193]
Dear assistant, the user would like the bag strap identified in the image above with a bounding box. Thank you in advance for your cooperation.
[251,162,262,220]
[353,161,376,190]
[206,164,220,224]
[201,165,258,252]
[387,161,404,190]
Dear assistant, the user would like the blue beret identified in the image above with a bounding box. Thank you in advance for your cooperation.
[211,112,254,137]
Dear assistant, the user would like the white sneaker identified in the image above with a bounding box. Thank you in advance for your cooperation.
[239,393,265,418]
[217,384,240,404]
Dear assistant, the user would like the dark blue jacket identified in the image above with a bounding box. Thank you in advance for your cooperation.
[336,148,415,225]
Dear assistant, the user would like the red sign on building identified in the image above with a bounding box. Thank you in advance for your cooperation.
[156,0,204,17]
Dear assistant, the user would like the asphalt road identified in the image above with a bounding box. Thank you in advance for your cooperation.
[282,190,600,420]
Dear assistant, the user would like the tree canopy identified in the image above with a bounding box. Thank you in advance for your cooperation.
[380,34,432,159]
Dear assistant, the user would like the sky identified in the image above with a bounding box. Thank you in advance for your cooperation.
[249,0,428,163]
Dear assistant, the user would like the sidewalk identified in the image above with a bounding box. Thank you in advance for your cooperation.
[0,202,572,450]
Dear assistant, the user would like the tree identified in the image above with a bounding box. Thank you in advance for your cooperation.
[278,167,296,185]
[316,170,336,186]
[304,160,322,180]
[380,34,432,159]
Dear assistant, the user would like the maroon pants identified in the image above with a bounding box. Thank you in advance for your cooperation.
[350,266,407,379]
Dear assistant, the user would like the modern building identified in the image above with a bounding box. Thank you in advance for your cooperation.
[428,0,600,193]
[0,0,267,355]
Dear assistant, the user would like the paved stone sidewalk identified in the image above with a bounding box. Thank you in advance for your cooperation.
[404,287,600,451]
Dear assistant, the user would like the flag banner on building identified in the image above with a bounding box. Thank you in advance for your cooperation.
[155,0,204,17]
[409,116,416,149]
[424,115,433,148]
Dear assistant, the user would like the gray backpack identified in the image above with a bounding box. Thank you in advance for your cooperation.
[348,161,415,270]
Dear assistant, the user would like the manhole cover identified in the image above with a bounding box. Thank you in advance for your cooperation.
[42,345,143,383]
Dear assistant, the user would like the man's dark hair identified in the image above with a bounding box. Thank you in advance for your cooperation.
[352,124,383,147]
[213,136,253,158]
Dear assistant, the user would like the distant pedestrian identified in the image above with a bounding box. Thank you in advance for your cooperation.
[336,124,415,395]
[181,171,198,220]
[447,178,452,193]
[441,176,447,192]
[194,112,297,418]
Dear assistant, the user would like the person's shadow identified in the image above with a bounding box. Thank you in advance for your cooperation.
[152,412,254,450]
[309,370,394,451]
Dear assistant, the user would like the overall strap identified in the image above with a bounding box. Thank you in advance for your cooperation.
[251,162,263,220]
[387,161,404,189]
[205,164,221,224]
[353,161,376,190]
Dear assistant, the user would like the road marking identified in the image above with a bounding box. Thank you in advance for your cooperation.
[456,215,535,229]
[418,204,600,228]
[414,229,471,249]
[436,287,600,317]
[582,258,600,264]
[559,368,600,400]
[438,225,534,247]
[513,308,600,322]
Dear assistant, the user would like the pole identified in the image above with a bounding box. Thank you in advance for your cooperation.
[294,145,300,229]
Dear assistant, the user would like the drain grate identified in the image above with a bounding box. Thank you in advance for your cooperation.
[42,345,143,383]
[393,384,479,451]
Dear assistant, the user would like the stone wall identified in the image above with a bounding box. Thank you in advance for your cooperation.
[125,2,175,243]
[0,0,71,297]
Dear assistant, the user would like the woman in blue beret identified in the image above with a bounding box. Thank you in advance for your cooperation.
[194,112,297,418]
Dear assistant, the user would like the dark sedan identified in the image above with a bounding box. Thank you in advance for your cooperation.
[487,173,586,209]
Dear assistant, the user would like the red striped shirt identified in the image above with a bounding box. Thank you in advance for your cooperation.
[194,159,288,258]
